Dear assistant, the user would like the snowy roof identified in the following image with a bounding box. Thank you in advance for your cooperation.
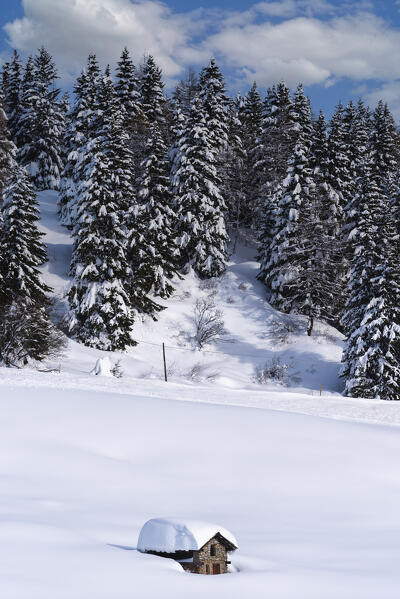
[137,518,238,553]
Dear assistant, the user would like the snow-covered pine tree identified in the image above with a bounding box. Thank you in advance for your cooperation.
[140,54,166,127]
[256,83,297,195]
[259,85,318,329]
[0,165,52,308]
[115,48,142,126]
[342,101,359,204]
[2,50,22,143]
[68,69,148,350]
[256,83,298,278]
[31,47,64,190]
[131,122,179,298]
[115,47,145,138]
[170,95,228,278]
[58,91,71,165]
[0,163,65,367]
[372,100,399,197]
[222,95,246,235]
[58,55,101,227]
[325,101,352,296]
[0,166,66,366]
[102,67,160,317]
[1,60,10,95]
[303,109,342,329]
[0,91,17,197]
[173,67,199,116]
[341,144,400,399]
[15,56,36,166]
[115,47,146,182]
[328,102,350,218]
[16,48,63,190]
[238,82,263,228]
[169,101,186,164]
[198,58,229,157]
[58,72,89,228]
[341,100,372,281]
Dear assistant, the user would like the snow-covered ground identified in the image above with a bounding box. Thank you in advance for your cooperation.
[2,383,400,598]
[2,191,400,598]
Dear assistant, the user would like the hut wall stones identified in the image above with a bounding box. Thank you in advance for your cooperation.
[180,536,230,574]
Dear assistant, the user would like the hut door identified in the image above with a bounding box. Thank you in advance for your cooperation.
[212,563,221,575]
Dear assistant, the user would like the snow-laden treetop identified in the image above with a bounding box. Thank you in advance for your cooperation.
[137,518,238,553]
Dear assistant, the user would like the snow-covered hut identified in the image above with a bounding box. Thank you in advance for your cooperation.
[137,518,238,575]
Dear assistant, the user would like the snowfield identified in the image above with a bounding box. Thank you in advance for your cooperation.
[2,382,400,599]
[2,190,400,598]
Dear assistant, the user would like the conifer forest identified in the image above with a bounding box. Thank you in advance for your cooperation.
[1,46,400,400]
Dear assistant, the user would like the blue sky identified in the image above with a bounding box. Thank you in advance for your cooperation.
[2,1,400,118]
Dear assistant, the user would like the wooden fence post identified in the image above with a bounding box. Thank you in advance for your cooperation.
[162,343,168,383]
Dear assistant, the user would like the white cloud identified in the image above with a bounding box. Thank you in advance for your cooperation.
[3,0,400,108]
[255,0,335,18]
[204,13,400,88]
[255,1,299,18]
[3,0,199,81]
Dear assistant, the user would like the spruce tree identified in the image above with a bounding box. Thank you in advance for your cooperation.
[140,54,166,127]
[0,166,52,308]
[341,102,400,399]
[115,47,146,181]
[16,48,63,190]
[256,83,298,276]
[115,47,144,137]
[198,58,229,156]
[327,102,349,219]
[303,110,341,330]
[32,47,64,190]
[342,99,371,277]
[15,56,36,167]
[59,55,101,227]
[3,50,22,143]
[326,101,352,298]
[0,166,65,366]
[132,122,179,298]
[58,91,71,165]
[1,60,10,97]
[239,82,263,228]
[0,92,17,197]
[222,95,246,235]
[173,67,199,115]
[341,161,400,399]
[256,83,297,193]
[259,85,317,325]
[170,96,228,278]
[68,70,142,350]
[58,71,90,228]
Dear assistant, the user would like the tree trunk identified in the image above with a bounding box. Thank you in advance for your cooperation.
[307,314,314,336]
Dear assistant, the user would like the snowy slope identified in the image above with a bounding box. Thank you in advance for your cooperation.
[32,190,400,426]
[36,190,343,396]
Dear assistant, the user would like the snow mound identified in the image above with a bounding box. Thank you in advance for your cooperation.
[137,518,238,553]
